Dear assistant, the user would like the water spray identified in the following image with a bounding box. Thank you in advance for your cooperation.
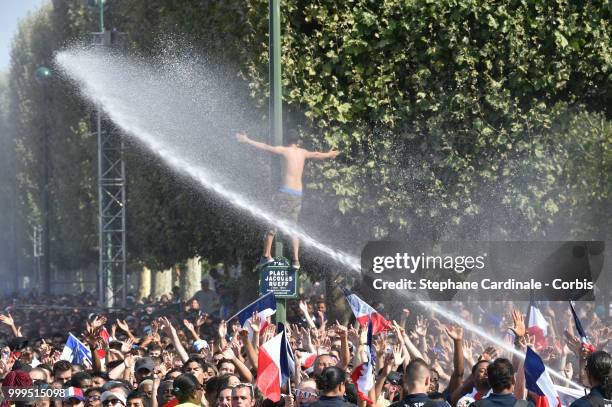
[55,47,585,393]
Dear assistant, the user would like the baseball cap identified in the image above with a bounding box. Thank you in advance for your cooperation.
[193,339,209,352]
[386,371,402,386]
[65,387,86,401]
[134,357,154,373]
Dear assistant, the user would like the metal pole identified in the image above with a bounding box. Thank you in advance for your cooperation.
[120,141,127,307]
[269,0,286,324]
[97,110,104,307]
[99,0,104,31]
[40,86,51,295]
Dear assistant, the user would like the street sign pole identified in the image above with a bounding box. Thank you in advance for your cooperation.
[269,0,285,323]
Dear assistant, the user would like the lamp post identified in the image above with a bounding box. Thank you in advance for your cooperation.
[269,0,287,323]
[87,0,106,31]
[35,66,52,295]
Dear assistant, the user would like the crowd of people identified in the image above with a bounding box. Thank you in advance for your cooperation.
[0,281,609,407]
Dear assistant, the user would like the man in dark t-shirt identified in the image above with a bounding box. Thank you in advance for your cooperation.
[473,359,534,407]
[389,359,431,407]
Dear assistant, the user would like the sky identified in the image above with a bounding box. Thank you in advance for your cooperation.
[0,0,49,73]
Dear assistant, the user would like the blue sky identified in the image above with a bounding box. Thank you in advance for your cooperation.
[0,0,49,73]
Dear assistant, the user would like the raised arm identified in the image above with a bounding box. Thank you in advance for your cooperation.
[445,325,465,395]
[236,132,283,154]
[305,150,339,160]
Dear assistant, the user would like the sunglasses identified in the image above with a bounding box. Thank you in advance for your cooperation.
[87,396,101,401]
[103,400,124,406]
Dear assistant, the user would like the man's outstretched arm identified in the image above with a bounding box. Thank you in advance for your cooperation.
[305,149,339,160]
[236,132,283,154]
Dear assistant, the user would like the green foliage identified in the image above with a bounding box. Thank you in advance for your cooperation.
[5,0,610,282]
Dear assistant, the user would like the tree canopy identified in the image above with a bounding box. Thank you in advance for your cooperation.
[2,0,610,287]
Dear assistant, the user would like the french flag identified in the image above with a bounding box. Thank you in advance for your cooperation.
[527,303,548,349]
[524,347,561,407]
[60,333,92,365]
[257,325,295,402]
[350,320,375,404]
[234,292,277,338]
[569,301,596,353]
[301,352,317,369]
[343,288,391,334]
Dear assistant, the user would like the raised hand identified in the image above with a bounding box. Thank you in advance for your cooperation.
[480,346,498,361]
[230,339,242,358]
[563,330,581,356]
[116,319,131,333]
[218,320,228,338]
[221,346,235,360]
[510,310,526,338]
[158,317,176,335]
[298,300,309,315]
[415,315,428,337]
[444,325,463,341]
[392,343,403,367]
[0,313,15,328]
[121,338,134,354]
[91,315,107,330]
[250,312,262,333]
[196,314,207,328]
[334,321,348,340]
[373,336,386,358]
[83,326,99,348]
[183,319,195,332]
[347,326,360,345]
[153,362,168,380]
[463,340,474,363]
[262,325,276,344]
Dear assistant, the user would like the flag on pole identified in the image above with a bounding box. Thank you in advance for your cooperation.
[257,326,295,402]
[343,288,391,334]
[278,324,296,386]
[233,292,276,339]
[524,347,561,407]
[527,302,548,349]
[350,320,375,404]
[235,292,277,326]
[568,301,596,353]
[60,333,92,365]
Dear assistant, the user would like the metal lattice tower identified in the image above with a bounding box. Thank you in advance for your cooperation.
[92,30,127,307]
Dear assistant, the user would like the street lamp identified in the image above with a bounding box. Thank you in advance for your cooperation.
[268,0,287,323]
[35,65,52,295]
[35,67,52,83]
[87,0,107,31]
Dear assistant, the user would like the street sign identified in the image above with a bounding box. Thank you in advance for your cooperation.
[259,257,299,299]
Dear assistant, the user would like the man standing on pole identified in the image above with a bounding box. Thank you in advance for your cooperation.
[236,130,339,271]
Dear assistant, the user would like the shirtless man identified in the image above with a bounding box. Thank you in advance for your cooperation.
[236,130,339,270]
